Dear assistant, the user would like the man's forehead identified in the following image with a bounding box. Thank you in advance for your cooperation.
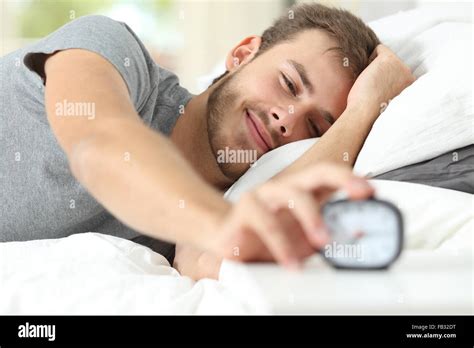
[270,30,342,72]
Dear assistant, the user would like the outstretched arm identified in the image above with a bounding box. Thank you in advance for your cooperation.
[45,49,229,246]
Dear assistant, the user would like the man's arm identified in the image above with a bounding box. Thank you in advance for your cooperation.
[44,49,229,245]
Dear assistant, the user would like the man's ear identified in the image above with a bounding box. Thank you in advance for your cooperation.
[225,36,262,72]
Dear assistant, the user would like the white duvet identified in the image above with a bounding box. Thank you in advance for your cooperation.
[1,5,473,314]
[0,233,251,314]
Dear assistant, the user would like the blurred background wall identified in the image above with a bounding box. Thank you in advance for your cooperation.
[0,0,462,93]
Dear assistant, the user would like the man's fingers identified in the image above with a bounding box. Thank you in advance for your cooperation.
[370,44,391,61]
[217,164,377,269]
[255,185,328,248]
[368,45,380,62]
[284,163,374,199]
[345,177,375,200]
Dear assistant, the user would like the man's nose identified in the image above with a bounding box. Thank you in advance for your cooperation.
[268,105,301,137]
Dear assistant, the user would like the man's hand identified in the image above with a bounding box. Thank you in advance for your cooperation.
[347,44,415,115]
[174,244,223,280]
[191,163,374,270]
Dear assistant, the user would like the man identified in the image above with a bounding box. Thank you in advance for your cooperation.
[0,3,414,279]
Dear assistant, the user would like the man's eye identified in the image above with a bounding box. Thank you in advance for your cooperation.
[308,118,321,137]
[282,73,297,96]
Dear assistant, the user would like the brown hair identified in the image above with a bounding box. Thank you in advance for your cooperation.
[212,3,380,84]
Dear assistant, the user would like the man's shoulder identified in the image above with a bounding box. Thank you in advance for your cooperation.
[50,14,136,46]
[65,14,125,31]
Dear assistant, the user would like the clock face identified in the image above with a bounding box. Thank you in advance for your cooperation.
[321,199,403,269]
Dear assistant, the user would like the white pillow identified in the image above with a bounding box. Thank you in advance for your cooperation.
[223,138,317,202]
[354,21,473,176]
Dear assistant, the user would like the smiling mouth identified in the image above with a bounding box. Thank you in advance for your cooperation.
[245,109,271,153]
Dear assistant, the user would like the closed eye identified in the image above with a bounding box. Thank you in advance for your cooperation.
[307,118,321,137]
[281,73,297,96]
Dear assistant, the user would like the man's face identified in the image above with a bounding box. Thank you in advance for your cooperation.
[207,30,353,181]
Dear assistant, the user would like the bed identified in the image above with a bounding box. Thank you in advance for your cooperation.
[0,4,472,315]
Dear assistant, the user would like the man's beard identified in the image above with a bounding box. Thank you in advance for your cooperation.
[206,69,255,182]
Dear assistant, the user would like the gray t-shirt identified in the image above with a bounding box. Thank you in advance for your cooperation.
[0,15,193,260]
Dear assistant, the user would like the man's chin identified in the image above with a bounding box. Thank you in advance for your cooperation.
[213,144,255,180]
[217,161,251,182]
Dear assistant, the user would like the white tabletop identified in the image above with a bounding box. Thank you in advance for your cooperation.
[219,249,473,314]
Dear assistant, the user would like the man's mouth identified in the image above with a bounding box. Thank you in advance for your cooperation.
[245,108,273,153]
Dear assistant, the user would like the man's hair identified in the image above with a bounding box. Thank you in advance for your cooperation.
[211,3,380,84]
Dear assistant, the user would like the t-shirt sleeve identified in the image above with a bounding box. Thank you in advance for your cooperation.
[23,15,154,110]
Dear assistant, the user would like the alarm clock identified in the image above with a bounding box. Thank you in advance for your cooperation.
[321,198,403,269]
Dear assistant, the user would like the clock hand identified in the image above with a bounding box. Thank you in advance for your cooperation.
[341,230,365,244]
